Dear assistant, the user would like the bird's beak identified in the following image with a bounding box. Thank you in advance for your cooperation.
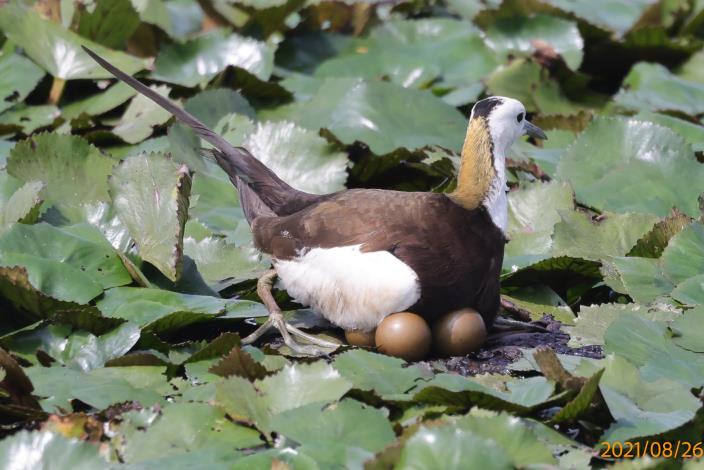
[523,120,547,140]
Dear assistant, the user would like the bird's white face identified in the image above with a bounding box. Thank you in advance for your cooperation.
[478,97,546,158]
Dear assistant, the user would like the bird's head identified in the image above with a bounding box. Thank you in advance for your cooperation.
[470,96,546,159]
[451,96,546,232]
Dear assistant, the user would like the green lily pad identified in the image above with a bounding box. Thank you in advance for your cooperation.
[0,180,43,234]
[0,431,107,469]
[671,306,704,352]
[214,114,348,194]
[0,104,60,135]
[599,354,700,441]
[486,14,583,70]
[615,62,704,116]
[557,117,704,217]
[62,82,137,121]
[397,423,513,470]
[76,0,141,49]
[120,402,261,463]
[604,313,704,387]
[260,77,467,155]
[0,3,147,80]
[635,112,704,151]
[552,211,658,261]
[184,236,269,288]
[270,399,395,453]
[487,59,586,115]
[332,349,426,397]
[413,374,555,413]
[541,0,654,36]
[112,85,173,144]
[671,274,704,306]
[109,153,191,281]
[504,181,574,270]
[215,361,352,433]
[312,18,497,98]
[26,365,167,412]
[0,53,45,114]
[7,133,115,223]
[566,303,679,348]
[96,287,265,331]
[152,29,274,87]
[661,222,704,285]
[0,222,132,290]
[601,257,674,304]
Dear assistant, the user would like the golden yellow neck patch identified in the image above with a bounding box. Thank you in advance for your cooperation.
[449,117,495,210]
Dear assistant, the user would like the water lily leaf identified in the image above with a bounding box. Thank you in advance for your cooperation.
[260,77,467,155]
[486,14,583,70]
[566,303,678,348]
[557,117,704,217]
[270,399,395,453]
[312,18,497,98]
[661,222,704,285]
[62,82,137,121]
[615,62,704,116]
[152,29,274,87]
[604,314,704,387]
[56,323,141,372]
[0,4,147,80]
[0,104,60,135]
[109,153,191,281]
[627,209,691,258]
[26,365,167,412]
[0,222,132,290]
[671,274,704,306]
[184,236,270,288]
[541,0,654,36]
[96,287,265,331]
[120,402,261,463]
[332,349,426,397]
[112,85,173,144]
[0,260,102,318]
[0,53,45,114]
[599,354,700,441]
[0,431,107,469]
[7,133,115,223]
[486,59,586,115]
[215,361,352,433]
[184,88,256,125]
[397,423,513,470]
[601,257,674,304]
[131,0,176,37]
[552,211,658,261]
[214,114,348,194]
[0,180,43,234]
[671,306,704,352]
[635,112,704,151]
[413,374,554,413]
[188,171,250,243]
[77,0,141,49]
[504,181,574,270]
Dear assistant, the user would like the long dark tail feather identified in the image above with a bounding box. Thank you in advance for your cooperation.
[82,46,322,218]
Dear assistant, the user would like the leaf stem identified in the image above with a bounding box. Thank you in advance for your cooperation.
[48,77,66,106]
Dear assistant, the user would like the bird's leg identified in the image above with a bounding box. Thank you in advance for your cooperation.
[241,269,339,355]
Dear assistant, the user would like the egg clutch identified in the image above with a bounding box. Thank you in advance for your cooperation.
[344,308,487,361]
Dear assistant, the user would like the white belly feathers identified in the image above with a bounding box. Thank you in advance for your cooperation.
[273,245,421,331]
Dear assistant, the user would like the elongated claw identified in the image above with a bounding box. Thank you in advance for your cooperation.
[241,270,339,356]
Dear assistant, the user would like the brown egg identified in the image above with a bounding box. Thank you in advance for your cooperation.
[345,328,376,347]
[375,312,431,362]
[432,308,487,357]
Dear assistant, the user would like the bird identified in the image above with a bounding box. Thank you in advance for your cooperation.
[83,46,547,355]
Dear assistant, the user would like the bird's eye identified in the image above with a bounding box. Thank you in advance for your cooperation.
[516,113,524,123]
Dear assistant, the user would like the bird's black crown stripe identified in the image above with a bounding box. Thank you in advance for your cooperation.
[472,97,504,118]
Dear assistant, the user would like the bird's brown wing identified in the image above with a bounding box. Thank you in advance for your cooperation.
[252,189,505,323]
